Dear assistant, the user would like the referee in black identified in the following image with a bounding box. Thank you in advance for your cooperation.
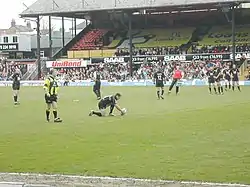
[93,70,101,100]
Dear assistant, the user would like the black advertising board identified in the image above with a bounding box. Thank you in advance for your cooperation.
[0,44,18,51]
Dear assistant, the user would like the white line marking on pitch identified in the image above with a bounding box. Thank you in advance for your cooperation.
[0,172,249,186]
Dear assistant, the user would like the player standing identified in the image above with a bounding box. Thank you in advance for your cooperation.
[230,64,241,91]
[12,67,21,105]
[153,69,165,99]
[93,70,101,100]
[168,66,183,95]
[215,67,224,95]
[207,67,217,94]
[89,93,125,117]
[43,69,62,122]
[223,66,231,91]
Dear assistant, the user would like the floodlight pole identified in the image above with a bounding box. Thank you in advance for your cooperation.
[128,12,133,77]
[36,16,41,79]
[231,5,236,65]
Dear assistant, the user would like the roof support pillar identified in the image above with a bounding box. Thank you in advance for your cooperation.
[74,17,77,37]
[231,5,236,64]
[128,12,133,77]
[36,16,41,79]
[62,17,65,47]
[48,16,53,59]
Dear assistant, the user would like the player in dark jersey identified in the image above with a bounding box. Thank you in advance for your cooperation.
[206,68,217,94]
[223,67,231,91]
[153,69,165,99]
[93,70,101,100]
[230,64,241,91]
[215,67,224,95]
[12,68,22,105]
[89,93,125,117]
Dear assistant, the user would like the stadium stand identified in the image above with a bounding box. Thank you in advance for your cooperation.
[71,29,108,50]
[192,25,250,53]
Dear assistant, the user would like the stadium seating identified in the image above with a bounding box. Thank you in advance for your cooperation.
[71,29,108,50]
[115,28,194,48]
[199,25,250,45]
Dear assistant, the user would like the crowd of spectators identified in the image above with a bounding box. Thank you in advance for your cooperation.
[0,60,28,80]
[55,60,233,81]
[114,44,250,56]
[191,44,250,54]
[115,47,185,56]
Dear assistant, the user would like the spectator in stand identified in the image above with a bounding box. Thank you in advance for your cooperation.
[115,46,185,56]
[192,44,250,54]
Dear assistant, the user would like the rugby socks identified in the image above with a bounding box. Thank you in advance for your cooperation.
[53,110,58,119]
[214,87,217,94]
[229,84,231,89]
[232,86,235,91]
[157,91,160,99]
[176,86,179,94]
[13,96,17,102]
[225,84,227,89]
[46,110,50,121]
[238,86,241,91]
[161,89,164,96]
[93,111,102,117]
[218,87,221,94]
[209,87,212,93]
[220,87,224,94]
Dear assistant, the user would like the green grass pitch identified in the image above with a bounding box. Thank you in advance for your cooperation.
[0,86,250,184]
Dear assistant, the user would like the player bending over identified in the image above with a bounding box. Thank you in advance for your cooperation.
[168,66,183,95]
[43,69,62,122]
[12,67,22,105]
[89,93,125,117]
[93,70,101,100]
[206,68,217,94]
[223,66,231,91]
[215,67,224,95]
[230,64,241,91]
[153,69,165,99]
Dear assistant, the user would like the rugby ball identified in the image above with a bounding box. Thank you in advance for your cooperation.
[122,108,127,114]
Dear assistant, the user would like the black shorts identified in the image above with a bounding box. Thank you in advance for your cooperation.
[12,83,20,90]
[93,81,101,91]
[232,77,239,82]
[225,75,231,81]
[208,78,215,84]
[45,94,57,104]
[156,81,164,88]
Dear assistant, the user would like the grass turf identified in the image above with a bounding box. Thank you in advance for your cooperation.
[0,86,250,184]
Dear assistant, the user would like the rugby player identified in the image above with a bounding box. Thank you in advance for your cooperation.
[168,66,183,95]
[43,69,62,122]
[93,70,101,100]
[12,67,22,105]
[153,68,165,99]
[230,64,241,91]
[206,67,217,94]
[89,93,125,117]
[215,66,224,95]
[223,66,231,91]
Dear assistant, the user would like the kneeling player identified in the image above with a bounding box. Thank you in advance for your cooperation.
[153,69,165,99]
[44,69,62,122]
[207,68,217,94]
[230,65,241,91]
[12,68,21,105]
[168,66,183,95]
[89,93,125,117]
